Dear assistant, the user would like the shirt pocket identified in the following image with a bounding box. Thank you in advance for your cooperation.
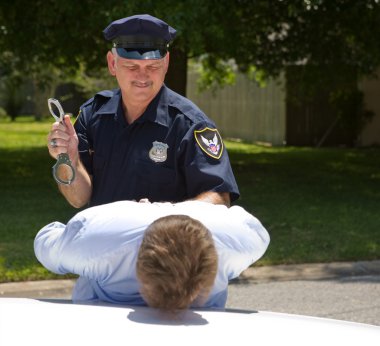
[135,159,186,202]
[136,159,176,184]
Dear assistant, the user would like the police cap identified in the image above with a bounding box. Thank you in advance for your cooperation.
[103,14,177,60]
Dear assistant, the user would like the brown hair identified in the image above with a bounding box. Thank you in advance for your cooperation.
[136,215,218,311]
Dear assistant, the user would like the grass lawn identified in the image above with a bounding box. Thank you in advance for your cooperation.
[0,117,379,282]
[228,142,380,265]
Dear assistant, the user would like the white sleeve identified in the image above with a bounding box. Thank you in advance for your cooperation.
[33,201,174,278]
[33,221,78,275]
[34,201,269,283]
[34,216,99,276]
[214,205,270,279]
[173,202,270,279]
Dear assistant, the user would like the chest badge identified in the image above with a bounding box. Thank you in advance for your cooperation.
[194,127,224,159]
[149,141,169,163]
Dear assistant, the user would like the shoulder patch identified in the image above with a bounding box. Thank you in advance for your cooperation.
[194,128,224,159]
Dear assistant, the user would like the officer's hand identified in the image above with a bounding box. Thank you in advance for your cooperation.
[139,198,151,203]
[47,115,79,164]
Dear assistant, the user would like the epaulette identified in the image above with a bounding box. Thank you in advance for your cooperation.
[80,90,115,111]
[95,90,114,99]
[167,88,214,125]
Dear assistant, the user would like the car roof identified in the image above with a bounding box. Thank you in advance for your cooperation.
[0,298,379,345]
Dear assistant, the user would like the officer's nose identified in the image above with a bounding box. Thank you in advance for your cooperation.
[135,67,149,80]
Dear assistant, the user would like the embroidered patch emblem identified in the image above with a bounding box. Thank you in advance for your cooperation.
[194,128,223,159]
[149,141,169,163]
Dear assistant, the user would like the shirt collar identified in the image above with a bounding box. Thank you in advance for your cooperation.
[94,86,170,127]
[135,85,170,127]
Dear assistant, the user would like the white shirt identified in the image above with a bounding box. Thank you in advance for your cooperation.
[34,201,270,308]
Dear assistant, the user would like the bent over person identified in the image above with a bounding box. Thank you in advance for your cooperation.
[47,14,239,208]
[34,201,270,310]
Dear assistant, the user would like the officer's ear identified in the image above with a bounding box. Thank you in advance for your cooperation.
[107,51,117,76]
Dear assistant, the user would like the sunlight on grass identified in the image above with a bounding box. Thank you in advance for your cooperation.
[0,118,52,149]
[225,140,289,154]
[0,119,379,282]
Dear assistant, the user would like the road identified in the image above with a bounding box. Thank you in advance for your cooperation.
[227,274,380,326]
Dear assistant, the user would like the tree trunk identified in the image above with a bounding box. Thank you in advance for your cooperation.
[32,77,55,121]
[165,46,188,97]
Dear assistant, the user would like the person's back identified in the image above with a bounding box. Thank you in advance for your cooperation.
[34,200,270,310]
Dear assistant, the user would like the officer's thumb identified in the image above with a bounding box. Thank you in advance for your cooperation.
[63,114,75,134]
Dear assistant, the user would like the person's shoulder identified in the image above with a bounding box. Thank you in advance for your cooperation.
[165,86,214,124]
[175,202,253,222]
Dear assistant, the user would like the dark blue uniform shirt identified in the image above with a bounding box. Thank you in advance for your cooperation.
[74,85,239,206]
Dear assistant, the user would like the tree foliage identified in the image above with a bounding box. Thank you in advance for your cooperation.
[0,0,380,95]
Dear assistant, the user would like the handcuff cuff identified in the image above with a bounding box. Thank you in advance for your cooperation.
[47,98,76,185]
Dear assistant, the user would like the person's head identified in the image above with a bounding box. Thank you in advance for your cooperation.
[136,215,218,312]
[103,14,176,104]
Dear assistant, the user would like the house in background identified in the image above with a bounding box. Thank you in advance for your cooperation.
[187,71,286,146]
[187,68,380,147]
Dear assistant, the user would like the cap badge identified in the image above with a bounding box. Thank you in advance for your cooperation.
[149,141,169,163]
[194,128,223,159]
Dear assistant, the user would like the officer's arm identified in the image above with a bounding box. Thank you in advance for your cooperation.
[58,116,92,208]
[191,191,231,207]
[58,160,92,208]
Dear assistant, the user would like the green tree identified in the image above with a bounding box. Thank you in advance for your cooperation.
[0,52,24,120]
[0,0,380,91]
[1,1,380,111]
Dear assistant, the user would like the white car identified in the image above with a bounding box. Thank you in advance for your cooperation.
[0,298,379,345]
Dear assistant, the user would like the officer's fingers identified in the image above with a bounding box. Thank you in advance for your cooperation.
[51,121,69,136]
[139,198,151,203]
[47,135,64,159]
[51,121,61,131]
[49,127,70,142]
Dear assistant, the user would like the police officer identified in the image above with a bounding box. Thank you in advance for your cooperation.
[47,14,239,208]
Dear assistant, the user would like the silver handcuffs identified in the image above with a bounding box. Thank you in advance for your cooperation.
[48,98,75,185]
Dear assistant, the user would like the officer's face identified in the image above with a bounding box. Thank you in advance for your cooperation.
[107,51,169,104]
